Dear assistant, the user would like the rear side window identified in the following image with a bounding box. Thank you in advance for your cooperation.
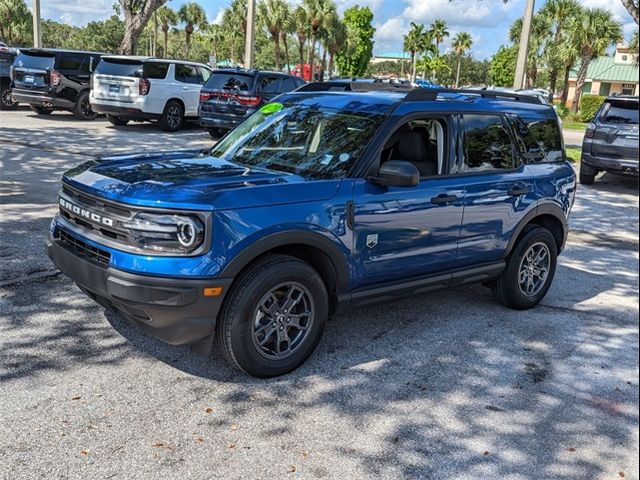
[462,115,516,172]
[258,76,279,94]
[14,51,55,70]
[57,53,85,71]
[175,64,201,84]
[282,78,299,92]
[601,101,639,124]
[522,117,563,162]
[144,62,169,79]
[204,72,255,91]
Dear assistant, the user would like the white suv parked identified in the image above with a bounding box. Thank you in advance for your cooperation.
[90,56,212,131]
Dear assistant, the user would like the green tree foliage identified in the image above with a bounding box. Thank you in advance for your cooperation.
[489,45,517,87]
[335,6,374,78]
[156,6,178,58]
[178,2,207,57]
[578,94,606,121]
[437,53,489,87]
[0,0,31,45]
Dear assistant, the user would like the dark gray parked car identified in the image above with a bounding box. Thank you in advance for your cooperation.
[580,95,639,185]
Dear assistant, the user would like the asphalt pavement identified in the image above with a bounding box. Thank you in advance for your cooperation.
[0,108,638,480]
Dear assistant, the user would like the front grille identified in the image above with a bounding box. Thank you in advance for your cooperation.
[58,229,111,266]
[59,185,134,246]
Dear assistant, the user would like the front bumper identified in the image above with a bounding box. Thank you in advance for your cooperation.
[11,88,74,109]
[582,152,639,175]
[46,235,233,345]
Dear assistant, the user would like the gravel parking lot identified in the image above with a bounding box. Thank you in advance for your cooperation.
[1,108,638,480]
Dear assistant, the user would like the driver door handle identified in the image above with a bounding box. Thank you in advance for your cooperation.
[431,194,458,205]
[508,185,533,196]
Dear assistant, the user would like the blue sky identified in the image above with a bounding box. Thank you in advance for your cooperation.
[39,0,638,60]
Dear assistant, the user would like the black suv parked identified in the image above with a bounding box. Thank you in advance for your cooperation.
[0,45,18,110]
[199,69,305,137]
[580,95,639,185]
[11,48,103,119]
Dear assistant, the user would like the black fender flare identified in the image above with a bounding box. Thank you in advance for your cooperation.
[503,202,568,257]
[220,230,351,293]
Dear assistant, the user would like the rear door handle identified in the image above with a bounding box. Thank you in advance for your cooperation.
[431,194,458,205]
[508,185,532,196]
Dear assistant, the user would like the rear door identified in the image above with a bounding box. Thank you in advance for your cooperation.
[11,50,56,91]
[175,63,202,116]
[92,57,143,103]
[591,99,639,161]
[454,114,536,268]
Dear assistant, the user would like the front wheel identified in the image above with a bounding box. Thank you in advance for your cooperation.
[216,254,328,377]
[158,100,184,132]
[492,226,558,310]
[0,87,17,110]
[29,104,53,115]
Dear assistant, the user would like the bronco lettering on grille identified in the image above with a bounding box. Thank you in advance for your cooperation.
[59,198,115,227]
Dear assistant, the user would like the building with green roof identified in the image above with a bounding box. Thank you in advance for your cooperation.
[566,44,639,107]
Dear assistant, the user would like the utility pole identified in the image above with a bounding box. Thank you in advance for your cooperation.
[244,0,256,69]
[513,0,535,89]
[32,0,42,48]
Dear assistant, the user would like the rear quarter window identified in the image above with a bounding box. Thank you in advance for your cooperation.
[520,117,563,163]
[144,62,169,79]
[56,53,85,71]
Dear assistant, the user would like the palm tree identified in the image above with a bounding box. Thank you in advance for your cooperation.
[204,23,225,66]
[223,0,247,65]
[294,6,308,69]
[0,0,31,44]
[178,2,208,58]
[156,6,178,58]
[452,32,473,88]
[324,13,347,79]
[539,0,581,100]
[429,19,449,81]
[568,8,623,112]
[258,0,289,71]
[510,15,551,88]
[304,0,336,81]
[404,22,426,83]
[279,10,294,73]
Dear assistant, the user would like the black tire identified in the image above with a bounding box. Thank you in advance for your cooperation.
[106,114,129,126]
[73,91,97,120]
[492,226,558,310]
[0,87,17,110]
[579,162,596,185]
[216,254,328,377]
[158,100,184,132]
[29,104,53,115]
[207,128,223,138]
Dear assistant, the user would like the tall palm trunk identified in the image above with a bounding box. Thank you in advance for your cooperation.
[432,39,439,81]
[281,32,291,74]
[455,55,462,88]
[272,32,281,70]
[560,61,573,104]
[410,51,417,83]
[328,52,335,78]
[185,23,194,58]
[153,12,158,56]
[319,46,327,81]
[571,54,591,113]
[162,26,169,58]
[297,35,305,69]
[308,33,317,80]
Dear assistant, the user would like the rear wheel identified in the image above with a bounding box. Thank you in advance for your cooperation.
[207,128,223,138]
[73,91,97,120]
[492,226,557,310]
[579,162,596,185]
[29,104,53,115]
[159,100,184,132]
[216,254,328,377]
[106,114,129,127]
[0,86,17,110]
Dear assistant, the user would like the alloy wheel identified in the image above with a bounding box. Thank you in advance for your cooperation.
[518,242,550,296]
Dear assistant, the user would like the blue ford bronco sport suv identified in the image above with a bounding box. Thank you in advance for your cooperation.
[47,84,576,377]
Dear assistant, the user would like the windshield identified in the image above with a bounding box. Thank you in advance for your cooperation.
[210,104,384,179]
[14,51,55,70]
[602,102,639,124]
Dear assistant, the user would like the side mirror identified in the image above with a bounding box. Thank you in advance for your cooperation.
[369,160,419,187]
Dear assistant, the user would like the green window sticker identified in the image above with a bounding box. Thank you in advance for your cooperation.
[260,102,284,115]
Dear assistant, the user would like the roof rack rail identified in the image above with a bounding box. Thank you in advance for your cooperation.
[404,88,543,104]
[297,81,413,93]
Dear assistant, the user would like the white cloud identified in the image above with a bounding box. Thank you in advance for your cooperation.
[577,0,638,42]
[212,7,225,25]
[40,0,114,26]
[402,0,524,28]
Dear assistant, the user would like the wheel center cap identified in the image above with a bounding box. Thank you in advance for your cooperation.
[277,315,285,323]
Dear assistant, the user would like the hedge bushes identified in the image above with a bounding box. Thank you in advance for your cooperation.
[578,95,606,122]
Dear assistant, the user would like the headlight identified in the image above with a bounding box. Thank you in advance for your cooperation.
[122,213,205,254]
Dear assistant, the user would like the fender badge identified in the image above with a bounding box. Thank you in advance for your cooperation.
[366,234,378,248]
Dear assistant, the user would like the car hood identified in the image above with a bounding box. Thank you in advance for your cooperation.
[62,149,341,210]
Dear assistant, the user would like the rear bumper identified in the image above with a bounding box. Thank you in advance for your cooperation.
[91,103,161,121]
[11,88,74,108]
[582,152,639,175]
[46,235,233,346]
[199,111,252,130]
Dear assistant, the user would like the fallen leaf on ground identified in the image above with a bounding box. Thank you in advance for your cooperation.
[205,408,214,414]
[152,443,173,451]
[619,472,625,478]
[566,448,576,452]
[228,444,236,449]
[288,465,297,473]
[483,451,490,456]
[80,449,90,456]
[195,437,204,443]
[230,423,239,431]
[71,396,81,401]
[485,405,505,412]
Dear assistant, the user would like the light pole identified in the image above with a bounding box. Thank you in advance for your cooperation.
[513,0,535,89]
[244,0,256,69]
[32,0,42,48]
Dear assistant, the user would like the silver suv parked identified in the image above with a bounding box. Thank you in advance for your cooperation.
[580,95,639,185]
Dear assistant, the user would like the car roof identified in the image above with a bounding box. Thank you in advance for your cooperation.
[100,55,211,68]
[278,88,556,117]
[211,68,299,77]
[20,48,105,55]
[605,94,639,102]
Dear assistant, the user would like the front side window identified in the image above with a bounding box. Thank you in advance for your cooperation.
[210,104,384,179]
[175,64,200,84]
[57,53,84,71]
[462,115,515,172]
